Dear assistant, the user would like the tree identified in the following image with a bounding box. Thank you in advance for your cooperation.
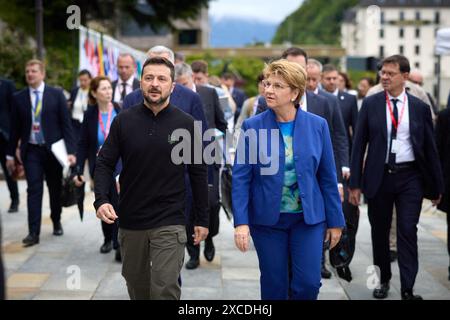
[272,0,359,45]
[0,0,211,89]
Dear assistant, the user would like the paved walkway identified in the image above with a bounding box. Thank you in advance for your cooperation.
[1,181,449,300]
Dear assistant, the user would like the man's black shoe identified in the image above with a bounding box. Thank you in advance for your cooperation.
[321,264,332,279]
[53,222,64,236]
[115,247,122,262]
[373,282,390,299]
[100,241,113,253]
[8,201,19,213]
[401,290,423,300]
[204,239,215,262]
[22,233,39,247]
[336,266,352,282]
[185,257,199,270]
[390,250,398,262]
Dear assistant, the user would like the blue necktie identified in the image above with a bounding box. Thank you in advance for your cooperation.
[33,90,44,144]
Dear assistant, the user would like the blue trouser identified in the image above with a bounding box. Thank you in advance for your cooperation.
[23,144,62,236]
[250,213,326,300]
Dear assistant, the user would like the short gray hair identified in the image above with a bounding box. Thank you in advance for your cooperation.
[307,58,323,72]
[147,45,175,64]
[175,62,193,79]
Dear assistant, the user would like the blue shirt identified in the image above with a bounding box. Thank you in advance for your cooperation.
[278,120,303,214]
[97,108,117,151]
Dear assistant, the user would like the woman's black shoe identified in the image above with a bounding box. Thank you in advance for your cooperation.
[100,241,113,253]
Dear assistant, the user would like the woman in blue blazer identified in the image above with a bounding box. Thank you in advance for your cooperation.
[74,76,121,261]
[232,60,345,300]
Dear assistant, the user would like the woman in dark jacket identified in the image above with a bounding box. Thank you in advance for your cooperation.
[74,75,121,261]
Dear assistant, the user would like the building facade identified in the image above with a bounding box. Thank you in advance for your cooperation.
[341,0,450,106]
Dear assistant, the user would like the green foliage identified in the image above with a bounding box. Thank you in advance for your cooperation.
[0,27,34,89]
[347,70,377,89]
[186,53,266,97]
[0,0,210,90]
[272,0,359,45]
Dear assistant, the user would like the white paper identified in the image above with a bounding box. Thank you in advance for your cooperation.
[51,139,70,176]
[391,139,399,154]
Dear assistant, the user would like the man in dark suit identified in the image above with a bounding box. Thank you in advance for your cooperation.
[175,62,228,269]
[321,63,359,282]
[6,59,76,247]
[0,77,19,213]
[435,107,450,281]
[112,53,140,105]
[349,55,444,300]
[221,72,247,125]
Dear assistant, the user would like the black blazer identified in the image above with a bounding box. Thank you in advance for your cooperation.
[0,78,16,140]
[336,90,358,156]
[76,103,121,178]
[350,91,444,200]
[196,85,228,134]
[436,108,450,212]
[318,89,350,170]
[7,84,76,160]
[112,78,140,101]
[232,87,247,111]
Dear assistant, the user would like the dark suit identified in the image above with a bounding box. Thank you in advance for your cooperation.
[7,84,75,236]
[112,78,140,103]
[232,87,247,124]
[435,108,450,257]
[0,78,19,205]
[350,91,444,291]
[76,103,121,248]
[185,85,228,261]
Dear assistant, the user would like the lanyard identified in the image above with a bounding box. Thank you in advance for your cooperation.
[98,103,113,140]
[33,92,42,118]
[385,91,407,131]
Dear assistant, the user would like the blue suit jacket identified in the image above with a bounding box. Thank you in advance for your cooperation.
[122,83,208,130]
[232,108,345,228]
[7,84,76,160]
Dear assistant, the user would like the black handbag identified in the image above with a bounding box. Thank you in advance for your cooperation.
[219,164,233,221]
[61,169,84,208]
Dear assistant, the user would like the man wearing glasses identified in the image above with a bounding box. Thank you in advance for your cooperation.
[349,55,443,300]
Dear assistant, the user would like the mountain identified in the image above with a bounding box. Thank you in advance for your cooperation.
[209,16,278,47]
[272,0,359,45]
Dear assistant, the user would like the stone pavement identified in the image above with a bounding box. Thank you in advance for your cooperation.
[1,180,449,300]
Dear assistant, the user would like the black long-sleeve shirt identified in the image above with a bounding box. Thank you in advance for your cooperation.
[94,103,208,230]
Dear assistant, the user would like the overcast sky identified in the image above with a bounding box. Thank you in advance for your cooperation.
[209,0,304,24]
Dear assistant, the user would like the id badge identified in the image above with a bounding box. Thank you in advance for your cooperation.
[32,122,41,133]
[391,139,399,154]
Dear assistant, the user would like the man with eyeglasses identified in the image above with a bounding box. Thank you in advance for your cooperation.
[349,55,443,300]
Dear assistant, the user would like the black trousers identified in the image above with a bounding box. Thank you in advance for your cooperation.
[186,165,220,259]
[0,134,19,203]
[23,144,62,235]
[367,166,423,291]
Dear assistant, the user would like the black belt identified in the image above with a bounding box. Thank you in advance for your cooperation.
[28,142,46,148]
[386,161,416,174]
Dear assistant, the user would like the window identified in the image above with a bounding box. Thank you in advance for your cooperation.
[415,11,421,21]
[435,11,440,24]
[399,11,405,21]
[380,11,385,24]
[399,28,404,38]
[379,45,384,58]
[415,45,420,55]
[415,62,420,69]
[399,45,404,55]
[178,29,199,45]
[380,28,384,38]
[415,28,420,38]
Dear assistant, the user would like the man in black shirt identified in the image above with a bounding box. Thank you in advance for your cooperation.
[94,57,209,300]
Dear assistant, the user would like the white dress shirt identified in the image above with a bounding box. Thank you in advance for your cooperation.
[385,89,415,163]
[113,76,135,103]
